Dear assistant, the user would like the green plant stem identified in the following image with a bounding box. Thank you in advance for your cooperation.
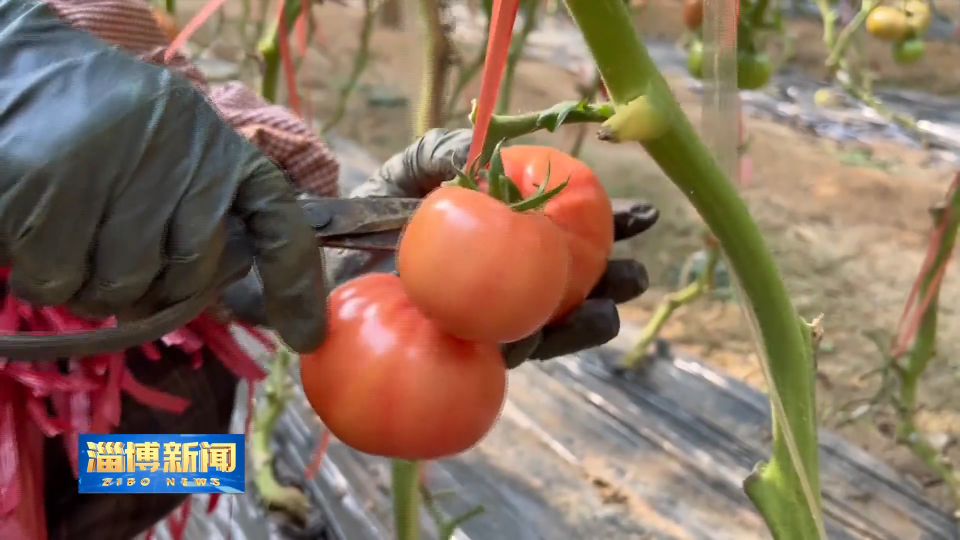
[814,0,837,52]
[497,0,538,114]
[323,0,378,134]
[258,16,282,103]
[420,485,486,539]
[251,346,309,520]
[392,460,422,540]
[619,244,720,369]
[469,100,613,164]
[165,0,176,14]
[561,0,823,538]
[836,76,919,131]
[415,0,453,136]
[824,0,877,72]
[569,71,603,158]
[894,191,960,508]
[813,0,921,132]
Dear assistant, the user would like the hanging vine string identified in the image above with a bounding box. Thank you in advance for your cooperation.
[466,0,521,166]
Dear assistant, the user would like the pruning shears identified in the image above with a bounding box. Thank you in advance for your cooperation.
[0,195,422,361]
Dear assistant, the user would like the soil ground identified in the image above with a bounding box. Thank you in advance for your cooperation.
[179,0,960,514]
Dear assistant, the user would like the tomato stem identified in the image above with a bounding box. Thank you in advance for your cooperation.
[468,100,614,166]
[251,346,309,520]
[561,0,823,537]
[392,459,422,540]
[449,142,570,211]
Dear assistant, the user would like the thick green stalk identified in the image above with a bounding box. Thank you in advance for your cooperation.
[561,1,823,537]
[165,0,176,14]
[258,17,281,103]
[257,0,303,105]
[392,460,422,540]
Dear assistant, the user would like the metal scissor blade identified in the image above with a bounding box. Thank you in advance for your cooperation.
[321,229,402,252]
[298,195,422,237]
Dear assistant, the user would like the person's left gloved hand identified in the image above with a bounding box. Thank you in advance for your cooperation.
[221,128,659,368]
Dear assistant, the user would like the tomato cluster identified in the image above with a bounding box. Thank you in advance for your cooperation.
[300,146,613,461]
[681,0,773,91]
[865,2,929,65]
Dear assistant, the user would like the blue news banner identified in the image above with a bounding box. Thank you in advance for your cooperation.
[78,434,245,495]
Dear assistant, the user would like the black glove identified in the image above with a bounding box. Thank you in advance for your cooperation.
[499,202,656,368]
[222,129,657,366]
[0,0,326,353]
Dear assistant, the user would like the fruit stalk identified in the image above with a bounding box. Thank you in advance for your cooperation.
[560,0,824,537]
[468,100,613,165]
[392,460,422,540]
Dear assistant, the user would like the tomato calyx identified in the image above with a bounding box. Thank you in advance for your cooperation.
[445,140,569,212]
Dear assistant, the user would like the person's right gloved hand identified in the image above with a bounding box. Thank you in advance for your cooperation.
[0,0,326,353]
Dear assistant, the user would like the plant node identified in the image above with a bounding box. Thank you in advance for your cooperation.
[597,95,671,143]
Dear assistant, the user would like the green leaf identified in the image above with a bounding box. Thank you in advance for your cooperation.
[534,100,615,132]
[486,140,508,201]
[501,176,523,204]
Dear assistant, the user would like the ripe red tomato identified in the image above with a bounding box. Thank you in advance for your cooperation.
[300,273,507,461]
[397,184,571,343]
[682,0,704,30]
[498,146,614,320]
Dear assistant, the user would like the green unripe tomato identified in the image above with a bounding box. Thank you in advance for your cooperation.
[687,41,704,80]
[737,53,773,90]
[892,38,925,65]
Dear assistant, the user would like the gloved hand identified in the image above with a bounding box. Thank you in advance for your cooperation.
[222,129,658,367]
[0,0,326,353]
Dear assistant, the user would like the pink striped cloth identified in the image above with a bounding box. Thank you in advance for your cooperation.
[44,0,341,198]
